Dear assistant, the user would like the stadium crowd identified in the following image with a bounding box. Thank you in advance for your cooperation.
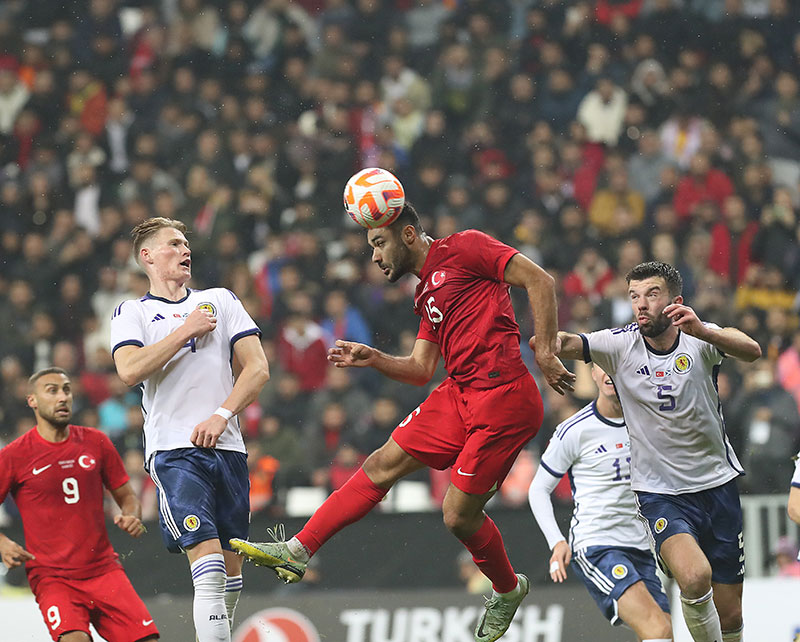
[1,0,800,525]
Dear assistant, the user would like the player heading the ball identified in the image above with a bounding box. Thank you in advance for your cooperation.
[232,191,575,642]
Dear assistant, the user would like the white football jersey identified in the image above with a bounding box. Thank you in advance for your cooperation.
[539,402,650,551]
[110,288,261,464]
[580,323,743,495]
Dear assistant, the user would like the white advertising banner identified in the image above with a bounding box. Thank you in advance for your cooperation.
[2,578,799,641]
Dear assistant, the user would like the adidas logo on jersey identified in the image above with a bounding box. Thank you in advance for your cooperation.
[635,365,650,376]
[594,445,607,454]
[151,314,166,323]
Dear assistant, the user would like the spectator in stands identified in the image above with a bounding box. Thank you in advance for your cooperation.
[256,414,307,488]
[751,187,798,280]
[674,152,734,222]
[538,68,581,133]
[349,396,402,455]
[327,443,366,492]
[1,0,800,524]
[267,372,308,431]
[247,440,280,514]
[734,265,795,319]
[708,195,758,286]
[777,329,800,416]
[771,536,800,577]
[308,400,351,473]
[577,76,627,146]
[659,108,705,169]
[627,129,669,205]
[277,291,329,393]
[307,366,372,431]
[728,360,800,494]
[757,71,800,198]
[98,376,132,439]
[588,166,645,236]
[122,448,157,522]
[496,72,537,150]
[0,56,29,135]
[562,247,614,304]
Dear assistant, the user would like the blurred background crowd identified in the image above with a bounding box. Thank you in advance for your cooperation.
[1,0,799,568]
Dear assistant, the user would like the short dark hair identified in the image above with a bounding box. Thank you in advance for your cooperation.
[626,261,683,297]
[386,202,424,233]
[29,367,69,388]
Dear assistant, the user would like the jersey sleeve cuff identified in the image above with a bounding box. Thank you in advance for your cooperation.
[497,250,519,281]
[230,328,261,349]
[416,329,439,344]
[578,333,591,363]
[792,482,800,488]
[539,460,565,479]
[109,476,131,491]
[111,339,144,357]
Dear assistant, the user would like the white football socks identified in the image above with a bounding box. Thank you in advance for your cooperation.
[680,588,722,642]
[191,554,230,642]
[224,574,243,633]
[287,537,311,563]
[722,625,743,641]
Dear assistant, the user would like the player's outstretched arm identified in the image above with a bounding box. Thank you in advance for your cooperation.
[191,334,270,448]
[528,469,570,583]
[529,331,585,362]
[111,482,147,538]
[0,533,35,568]
[664,304,762,362]
[114,308,217,386]
[328,338,440,386]
[504,254,575,395]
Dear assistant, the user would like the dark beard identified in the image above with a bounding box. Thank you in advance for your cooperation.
[386,246,413,282]
[41,409,71,428]
[638,313,671,337]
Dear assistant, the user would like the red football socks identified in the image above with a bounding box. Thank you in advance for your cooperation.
[296,467,389,555]
[461,515,518,593]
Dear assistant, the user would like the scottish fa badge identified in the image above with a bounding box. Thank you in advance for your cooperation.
[674,353,693,374]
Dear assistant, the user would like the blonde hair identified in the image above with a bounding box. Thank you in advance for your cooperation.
[131,217,187,264]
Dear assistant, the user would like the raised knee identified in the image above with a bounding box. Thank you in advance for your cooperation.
[361,455,382,481]
[677,568,713,599]
[442,508,463,532]
[362,452,393,487]
[443,509,472,538]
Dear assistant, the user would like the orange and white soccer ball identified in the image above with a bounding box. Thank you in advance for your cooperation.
[343,167,405,229]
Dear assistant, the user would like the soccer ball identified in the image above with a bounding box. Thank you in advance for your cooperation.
[343,167,405,229]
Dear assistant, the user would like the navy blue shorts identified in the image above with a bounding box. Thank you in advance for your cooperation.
[571,546,670,625]
[149,448,250,554]
[636,479,744,584]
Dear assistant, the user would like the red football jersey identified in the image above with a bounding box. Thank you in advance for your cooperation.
[413,230,530,388]
[0,425,129,583]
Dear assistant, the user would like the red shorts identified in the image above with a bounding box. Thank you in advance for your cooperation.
[31,567,159,642]
[392,373,543,494]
